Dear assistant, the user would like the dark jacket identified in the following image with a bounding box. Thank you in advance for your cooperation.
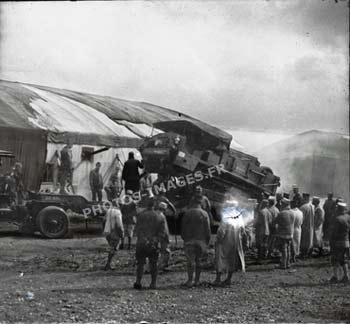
[122,158,144,182]
[275,207,295,239]
[135,209,169,245]
[89,169,103,189]
[330,213,350,248]
[181,207,211,245]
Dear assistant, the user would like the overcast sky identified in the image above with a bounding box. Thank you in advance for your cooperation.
[0,0,348,134]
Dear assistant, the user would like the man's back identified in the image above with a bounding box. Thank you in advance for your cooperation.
[268,205,279,223]
[181,207,211,244]
[275,208,295,239]
[122,159,143,181]
[300,203,314,225]
[292,208,303,229]
[135,209,167,243]
[330,213,350,248]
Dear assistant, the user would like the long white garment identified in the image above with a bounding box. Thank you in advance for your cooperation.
[292,208,303,256]
[215,207,245,273]
[104,207,123,235]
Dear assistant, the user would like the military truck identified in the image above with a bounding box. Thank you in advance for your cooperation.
[139,120,280,232]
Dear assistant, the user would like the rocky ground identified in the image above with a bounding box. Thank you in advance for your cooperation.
[0,230,349,324]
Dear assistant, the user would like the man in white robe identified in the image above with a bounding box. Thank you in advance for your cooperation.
[213,199,245,286]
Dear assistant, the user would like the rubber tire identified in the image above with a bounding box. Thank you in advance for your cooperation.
[36,206,69,239]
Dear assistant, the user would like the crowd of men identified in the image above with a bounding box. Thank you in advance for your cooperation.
[255,187,350,283]
[102,179,350,289]
[5,145,349,289]
[58,145,350,288]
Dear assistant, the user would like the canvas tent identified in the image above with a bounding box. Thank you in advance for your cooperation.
[0,79,235,200]
[257,130,350,202]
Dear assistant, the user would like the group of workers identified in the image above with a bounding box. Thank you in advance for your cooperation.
[255,186,350,283]
[103,183,246,289]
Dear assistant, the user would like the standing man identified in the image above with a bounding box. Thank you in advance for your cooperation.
[134,198,169,289]
[122,152,144,193]
[255,199,271,264]
[275,193,283,211]
[189,185,213,224]
[329,203,349,284]
[274,198,295,269]
[181,199,211,288]
[213,199,245,286]
[104,166,121,201]
[291,185,302,208]
[120,190,137,250]
[300,193,315,258]
[291,200,303,262]
[154,201,171,271]
[312,197,325,257]
[323,193,336,241]
[267,196,279,258]
[59,143,73,194]
[89,162,103,202]
[103,201,124,271]
[11,162,24,205]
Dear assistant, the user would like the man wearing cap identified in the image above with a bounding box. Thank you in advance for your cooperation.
[274,198,295,269]
[181,199,211,287]
[291,200,303,262]
[291,186,302,208]
[329,202,350,284]
[120,190,137,250]
[267,196,279,258]
[300,193,315,258]
[312,197,325,257]
[134,198,169,289]
[189,185,213,224]
[154,201,171,271]
[323,193,336,241]
[255,199,271,264]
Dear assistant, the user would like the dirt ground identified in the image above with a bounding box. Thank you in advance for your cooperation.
[0,230,349,324]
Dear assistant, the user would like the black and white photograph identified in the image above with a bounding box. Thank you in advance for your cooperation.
[0,0,349,323]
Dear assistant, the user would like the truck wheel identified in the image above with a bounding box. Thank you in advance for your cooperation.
[36,206,69,239]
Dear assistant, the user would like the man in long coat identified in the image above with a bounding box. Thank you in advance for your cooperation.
[300,193,315,258]
[329,203,349,284]
[213,199,245,286]
[312,197,325,256]
[322,193,336,241]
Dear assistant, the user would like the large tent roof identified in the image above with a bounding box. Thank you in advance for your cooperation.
[0,79,232,148]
